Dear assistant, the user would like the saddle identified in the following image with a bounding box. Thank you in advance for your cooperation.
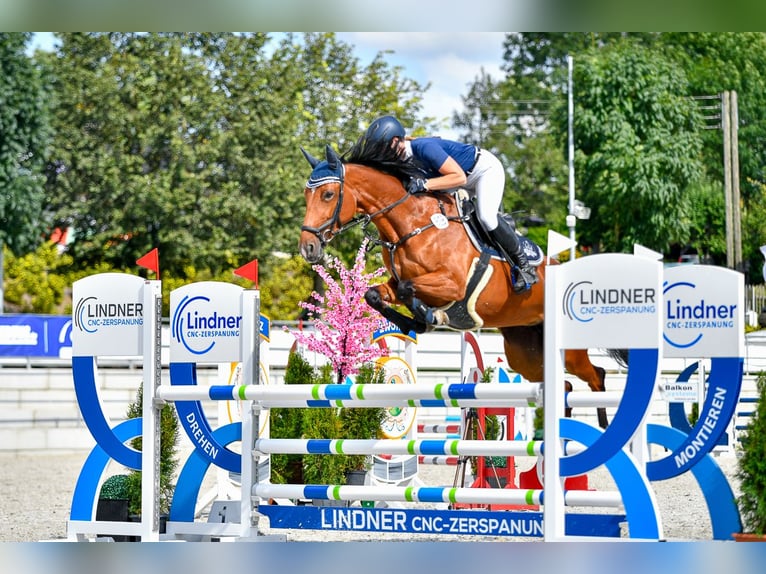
[430,191,543,331]
[455,191,543,267]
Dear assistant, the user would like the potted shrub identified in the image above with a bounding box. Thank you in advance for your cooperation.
[96,474,131,541]
[299,362,349,489]
[123,385,180,532]
[98,474,131,515]
[276,238,389,501]
[269,354,353,491]
[339,362,387,484]
[269,355,386,497]
[735,371,766,540]
[269,351,315,485]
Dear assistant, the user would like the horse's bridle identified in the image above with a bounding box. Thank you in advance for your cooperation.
[300,161,412,249]
[301,159,468,281]
[300,164,353,246]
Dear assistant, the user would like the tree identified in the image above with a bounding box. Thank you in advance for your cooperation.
[42,32,430,283]
[683,181,727,263]
[44,33,267,276]
[453,70,569,242]
[660,33,766,204]
[0,33,51,255]
[659,33,766,278]
[2,242,73,313]
[461,33,766,275]
[571,41,705,253]
[452,35,647,242]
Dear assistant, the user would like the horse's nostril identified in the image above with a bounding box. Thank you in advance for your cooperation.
[300,241,322,264]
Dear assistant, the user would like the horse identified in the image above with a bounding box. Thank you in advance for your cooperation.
[298,143,609,429]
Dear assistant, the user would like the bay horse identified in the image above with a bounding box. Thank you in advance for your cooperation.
[298,143,609,428]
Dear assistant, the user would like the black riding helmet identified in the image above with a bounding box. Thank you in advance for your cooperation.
[363,115,405,147]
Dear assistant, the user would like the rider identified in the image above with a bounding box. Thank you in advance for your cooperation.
[359,115,537,292]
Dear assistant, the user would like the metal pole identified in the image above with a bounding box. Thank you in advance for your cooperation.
[567,55,576,261]
[239,288,259,538]
[140,279,162,541]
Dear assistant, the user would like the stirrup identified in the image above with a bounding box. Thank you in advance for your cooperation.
[512,267,537,293]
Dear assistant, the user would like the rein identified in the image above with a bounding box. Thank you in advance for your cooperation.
[301,160,414,248]
[368,193,467,283]
[302,159,468,282]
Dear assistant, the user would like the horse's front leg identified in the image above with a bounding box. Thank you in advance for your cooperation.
[364,280,429,334]
[395,273,463,328]
[395,280,437,326]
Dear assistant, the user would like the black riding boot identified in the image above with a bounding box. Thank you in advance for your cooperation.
[488,219,538,293]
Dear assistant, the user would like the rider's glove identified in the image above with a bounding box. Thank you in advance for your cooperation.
[407,177,428,194]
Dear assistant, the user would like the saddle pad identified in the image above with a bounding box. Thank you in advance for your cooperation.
[454,190,544,266]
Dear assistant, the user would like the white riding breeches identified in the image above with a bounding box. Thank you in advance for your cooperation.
[464,149,505,231]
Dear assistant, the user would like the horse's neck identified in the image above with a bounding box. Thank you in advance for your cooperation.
[346,168,418,240]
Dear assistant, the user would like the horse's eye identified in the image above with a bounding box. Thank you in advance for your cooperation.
[322,190,335,202]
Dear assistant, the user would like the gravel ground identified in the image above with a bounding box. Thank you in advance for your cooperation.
[0,450,742,542]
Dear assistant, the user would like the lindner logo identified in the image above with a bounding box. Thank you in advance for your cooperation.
[664,280,737,349]
[73,296,144,334]
[171,295,242,356]
[563,281,657,323]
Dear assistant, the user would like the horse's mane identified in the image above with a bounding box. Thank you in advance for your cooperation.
[343,135,426,183]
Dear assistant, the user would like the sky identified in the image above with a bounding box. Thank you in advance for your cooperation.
[335,33,506,137]
[29,32,506,139]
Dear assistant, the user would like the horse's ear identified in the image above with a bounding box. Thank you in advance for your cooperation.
[300,147,320,168]
[325,144,339,169]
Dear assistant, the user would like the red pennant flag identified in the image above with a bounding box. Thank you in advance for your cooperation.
[234,259,258,288]
[136,248,160,279]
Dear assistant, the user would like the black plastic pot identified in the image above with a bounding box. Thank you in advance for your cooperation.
[95,498,131,542]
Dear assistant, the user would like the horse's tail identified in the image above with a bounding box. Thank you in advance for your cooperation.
[605,348,629,369]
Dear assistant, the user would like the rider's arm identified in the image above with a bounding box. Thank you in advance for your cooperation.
[423,155,467,191]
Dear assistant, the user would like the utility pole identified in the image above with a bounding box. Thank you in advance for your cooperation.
[723,91,733,268]
[730,91,742,271]
[722,90,742,271]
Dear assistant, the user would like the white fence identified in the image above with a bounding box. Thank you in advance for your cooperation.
[747,284,766,324]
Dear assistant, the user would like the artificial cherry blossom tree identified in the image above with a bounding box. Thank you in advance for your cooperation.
[288,239,389,383]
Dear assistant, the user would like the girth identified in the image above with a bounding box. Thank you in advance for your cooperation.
[435,250,494,330]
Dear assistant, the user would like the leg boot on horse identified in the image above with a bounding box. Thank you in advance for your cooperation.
[488,218,538,293]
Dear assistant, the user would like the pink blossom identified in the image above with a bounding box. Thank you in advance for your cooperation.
[285,239,389,382]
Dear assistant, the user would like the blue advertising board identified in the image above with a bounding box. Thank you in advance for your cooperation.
[0,315,73,357]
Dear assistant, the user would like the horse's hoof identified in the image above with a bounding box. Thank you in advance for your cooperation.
[396,280,415,301]
[364,289,382,309]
